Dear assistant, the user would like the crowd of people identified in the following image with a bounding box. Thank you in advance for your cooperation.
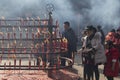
[62,21,120,80]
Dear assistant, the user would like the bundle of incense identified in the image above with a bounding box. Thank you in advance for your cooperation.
[29,60,31,69]
[19,59,21,69]
[26,31,28,39]
[4,62,6,74]
[7,32,10,39]
[13,32,16,39]
[14,59,16,68]
[20,32,22,39]
[32,32,34,39]
[9,61,11,70]
[57,56,60,68]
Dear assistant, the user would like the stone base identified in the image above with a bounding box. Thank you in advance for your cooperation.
[0,70,53,80]
[0,69,80,80]
[49,69,80,80]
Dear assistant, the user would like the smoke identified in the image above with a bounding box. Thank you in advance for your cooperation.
[0,0,76,32]
[71,0,120,28]
[89,0,120,28]
[0,0,74,19]
[0,0,47,18]
[0,0,120,29]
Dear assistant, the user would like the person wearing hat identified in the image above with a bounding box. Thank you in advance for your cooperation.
[78,25,96,80]
[79,25,106,80]
[81,25,96,80]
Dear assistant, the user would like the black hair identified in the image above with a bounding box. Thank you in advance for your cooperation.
[97,25,102,30]
[110,29,116,33]
[64,21,70,26]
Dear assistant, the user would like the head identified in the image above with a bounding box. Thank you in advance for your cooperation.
[97,25,102,31]
[85,25,96,36]
[110,29,116,33]
[64,21,70,30]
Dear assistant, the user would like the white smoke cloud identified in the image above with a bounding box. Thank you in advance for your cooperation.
[0,0,75,25]
[51,0,76,30]
[0,0,119,29]
[0,0,47,18]
[88,0,120,28]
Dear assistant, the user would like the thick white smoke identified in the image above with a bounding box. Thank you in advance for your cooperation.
[0,0,120,29]
[0,0,76,31]
[0,0,74,19]
[88,0,120,28]
[0,0,47,18]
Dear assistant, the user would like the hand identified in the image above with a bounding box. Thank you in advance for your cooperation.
[77,49,81,54]
[82,48,92,53]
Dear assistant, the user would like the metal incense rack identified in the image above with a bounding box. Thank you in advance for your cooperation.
[0,12,73,71]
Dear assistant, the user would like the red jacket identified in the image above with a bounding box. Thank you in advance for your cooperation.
[104,48,119,77]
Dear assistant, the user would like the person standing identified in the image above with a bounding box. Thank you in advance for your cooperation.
[91,26,106,80]
[104,40,119,80]
[61,21,77,66]
[81,26,95,80]
[78,25,106,80]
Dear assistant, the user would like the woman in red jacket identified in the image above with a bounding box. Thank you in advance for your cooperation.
[104,40,119,80]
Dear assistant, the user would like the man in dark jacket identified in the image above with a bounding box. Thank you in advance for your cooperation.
[61,21,77,66]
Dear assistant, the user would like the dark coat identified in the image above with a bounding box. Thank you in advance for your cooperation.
[62,28,77,52]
